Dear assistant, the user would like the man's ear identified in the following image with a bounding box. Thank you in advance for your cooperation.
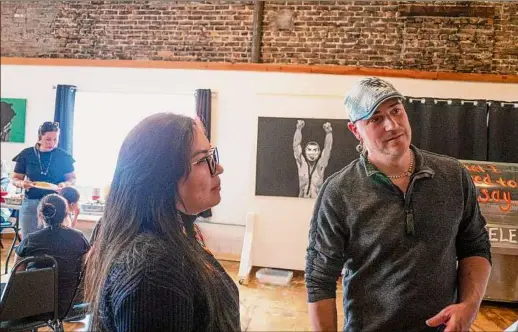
[347,121,362,141]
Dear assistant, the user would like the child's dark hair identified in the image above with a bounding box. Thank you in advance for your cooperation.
[38,194,67,230]
[60,187,80,204]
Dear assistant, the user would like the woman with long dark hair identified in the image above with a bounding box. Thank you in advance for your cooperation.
[84,113,240,331]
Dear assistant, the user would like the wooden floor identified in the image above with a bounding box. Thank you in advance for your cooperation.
[1,237,517,331]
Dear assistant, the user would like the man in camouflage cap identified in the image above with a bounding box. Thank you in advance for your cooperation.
[305,77,491,332]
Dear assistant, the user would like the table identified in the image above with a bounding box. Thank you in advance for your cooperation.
[0,203,21,274]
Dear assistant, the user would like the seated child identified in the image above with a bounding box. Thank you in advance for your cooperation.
[14,194,91,318]
[59,187,81,228]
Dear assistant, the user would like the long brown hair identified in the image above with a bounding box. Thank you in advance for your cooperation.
[84,113,238,331]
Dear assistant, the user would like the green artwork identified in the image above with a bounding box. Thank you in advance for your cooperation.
[1,98,27,143]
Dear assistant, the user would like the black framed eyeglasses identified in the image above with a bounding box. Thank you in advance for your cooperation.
[192,146,219,176]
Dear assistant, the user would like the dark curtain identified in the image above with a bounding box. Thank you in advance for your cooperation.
[53,85,77,154]
[195,89,212,218]
[195,89,212,141]
[404,97,487,161]
[488,101,518,163]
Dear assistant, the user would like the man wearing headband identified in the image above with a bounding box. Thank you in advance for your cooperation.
[305,77,491,332]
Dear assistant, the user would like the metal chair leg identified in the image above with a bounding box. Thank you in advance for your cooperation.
[4,213,21,274]
[4,229,18,274]
[54,319,64,332]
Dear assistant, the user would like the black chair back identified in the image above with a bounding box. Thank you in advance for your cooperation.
[0,255,59,323]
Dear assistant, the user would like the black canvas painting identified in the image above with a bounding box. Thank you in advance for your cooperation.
[256,117,358,198]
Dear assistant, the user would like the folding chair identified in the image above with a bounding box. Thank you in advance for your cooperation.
[0,255,61,332]
[1,210,21,274]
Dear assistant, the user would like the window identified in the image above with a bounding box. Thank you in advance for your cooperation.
[73,92,195,187]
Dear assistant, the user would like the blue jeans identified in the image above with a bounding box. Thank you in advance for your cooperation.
[20,198,41,237]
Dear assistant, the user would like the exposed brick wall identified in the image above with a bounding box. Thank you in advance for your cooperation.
[1,0,517,75]
[1,1,255,62]
[262,1,517,74]
[493,3,518,75]
[0,1,62,57]
[262,1,403,67]
[399,8,495,72]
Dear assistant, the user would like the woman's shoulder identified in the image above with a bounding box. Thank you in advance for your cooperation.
[111,233,194,286]
[103,235,196,308]
[53,147,74,159]
[60,227,89,240]
[12,147,35,162]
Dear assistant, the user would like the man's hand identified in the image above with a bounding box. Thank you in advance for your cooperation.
[323,122,332,133]
[297,120,305,129]
[426,302,479,332]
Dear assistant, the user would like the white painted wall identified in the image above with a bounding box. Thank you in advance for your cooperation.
[1,64,517,270]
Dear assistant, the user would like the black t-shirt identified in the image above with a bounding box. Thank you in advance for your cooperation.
[15,226,91,317]
[12,147,75,199]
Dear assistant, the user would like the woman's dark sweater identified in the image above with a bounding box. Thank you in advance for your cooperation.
[98,233,240,332]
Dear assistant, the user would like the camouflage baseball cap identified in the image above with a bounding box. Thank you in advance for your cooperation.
[344,77,403,122]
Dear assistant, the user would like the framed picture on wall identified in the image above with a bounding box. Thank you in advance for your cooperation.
[1,98,27,143]
[256,116,358,199]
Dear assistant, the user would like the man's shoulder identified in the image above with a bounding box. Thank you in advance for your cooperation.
[418,148,464,171]
[321,158,362,191]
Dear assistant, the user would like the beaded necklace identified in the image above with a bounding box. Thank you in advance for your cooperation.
[33,144,53,176]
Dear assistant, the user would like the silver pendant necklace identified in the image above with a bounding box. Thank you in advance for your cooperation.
[34,145,53,176]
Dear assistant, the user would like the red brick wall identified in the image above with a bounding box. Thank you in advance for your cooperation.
[1,1,517,75]
[1,1,255,61]
[262,1,403,67]
[0,1,62,57]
